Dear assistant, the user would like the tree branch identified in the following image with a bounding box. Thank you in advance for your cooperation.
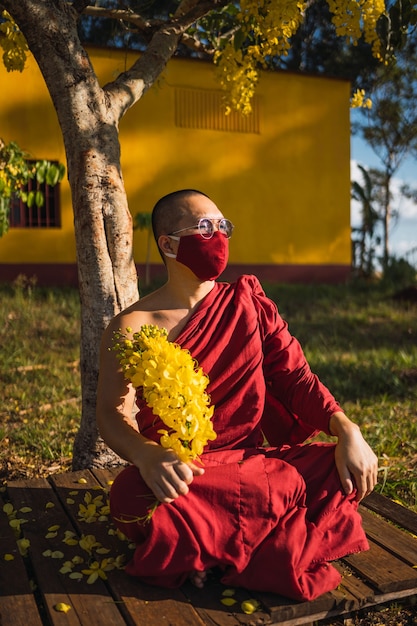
[81,6,162,32]
[174,0,201,18]
[103,0,229,118]
[72,0,92,15]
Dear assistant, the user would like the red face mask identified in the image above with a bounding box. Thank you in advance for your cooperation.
[168,231,229,281]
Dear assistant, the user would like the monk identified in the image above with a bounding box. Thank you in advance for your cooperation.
[96,189,378,602]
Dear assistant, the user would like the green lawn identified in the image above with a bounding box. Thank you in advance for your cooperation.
[1,278,416,511]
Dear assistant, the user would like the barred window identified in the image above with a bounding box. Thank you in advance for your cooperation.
[10,160,61,228]
[175,87,260,134]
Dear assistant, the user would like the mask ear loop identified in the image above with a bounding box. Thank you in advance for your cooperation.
[163,235,180,259]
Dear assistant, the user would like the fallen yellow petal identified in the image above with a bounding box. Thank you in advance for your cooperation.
[51,551,65,559]
[63,538,78,546]
[9,519,21,529]
[222,588,236,597]
[19,507,32,513]
[72,555,84,564]
[45,532,58,539]
[2,503,14,516]
[54,603,71,613]
[48,525,60,532]
[77,478,88,484]
[45,502,55,509]
[241,599,260,614]
[221,597,237,607]
[86,572,99,584]
[4,554,15,561]
[17,538,30,556]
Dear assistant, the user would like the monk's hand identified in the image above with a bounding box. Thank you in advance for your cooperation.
[330,412,378,502]
[133,440,205,504]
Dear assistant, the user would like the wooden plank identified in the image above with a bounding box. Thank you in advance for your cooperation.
[334,562,375,606]
[343,538,417,594]
[180,577,273,626]
[6,477,127,626]
[51,469,210,626]
[362,492,417,535]
[0,493,43,626]
[256,588,352,624]
[359,507,417,566]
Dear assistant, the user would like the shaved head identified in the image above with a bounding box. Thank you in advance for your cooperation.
[151,189,210,246]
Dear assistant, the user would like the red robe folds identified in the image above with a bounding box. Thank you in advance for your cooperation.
[110,275,369,601]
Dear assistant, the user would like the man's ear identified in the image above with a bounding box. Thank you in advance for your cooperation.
[158,235,176,256]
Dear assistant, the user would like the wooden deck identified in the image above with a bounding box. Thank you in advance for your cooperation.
[1,467,417,626]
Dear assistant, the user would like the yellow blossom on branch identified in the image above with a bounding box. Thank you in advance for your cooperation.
[214,0,386,114]
[112,325,217,463]
[0,11,28,72]
[350,88,372,108]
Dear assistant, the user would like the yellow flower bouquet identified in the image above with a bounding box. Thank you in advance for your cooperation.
[112,324,217,463]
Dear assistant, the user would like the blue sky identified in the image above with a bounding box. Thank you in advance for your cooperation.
[350,127,417,264]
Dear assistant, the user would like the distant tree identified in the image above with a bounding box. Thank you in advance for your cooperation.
[353,36,417,270]
[351,164,381,276]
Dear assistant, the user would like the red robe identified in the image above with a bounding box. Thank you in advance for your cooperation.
[110,275,369,601]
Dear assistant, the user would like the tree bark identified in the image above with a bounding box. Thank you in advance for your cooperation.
[1,0,227,467]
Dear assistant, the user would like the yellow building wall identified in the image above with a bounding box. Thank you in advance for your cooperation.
[0,47,351,282]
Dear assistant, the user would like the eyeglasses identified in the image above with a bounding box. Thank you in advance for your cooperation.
[169,217,234,239]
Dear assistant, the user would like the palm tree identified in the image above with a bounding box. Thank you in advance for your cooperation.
[351,164,380,276]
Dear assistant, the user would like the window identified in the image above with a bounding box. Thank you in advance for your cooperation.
[175,87,260,134]
[10,160,61,228]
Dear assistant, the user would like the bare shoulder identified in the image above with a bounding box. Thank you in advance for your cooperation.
[102,287,169,344]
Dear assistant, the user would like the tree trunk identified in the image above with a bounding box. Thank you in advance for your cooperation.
[382,174,391,271]
[4,0,138,467]
[3,0,217,467]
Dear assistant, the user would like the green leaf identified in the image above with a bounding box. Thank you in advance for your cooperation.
[26,191,35,208]
[234,28,246,51]
[35,162,47,184]
[57,163,66,182]
[35,190,44,208]
[46,164,59,186]
[133,212,152,230]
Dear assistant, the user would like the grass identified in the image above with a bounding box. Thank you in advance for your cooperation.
[0,276,416,513]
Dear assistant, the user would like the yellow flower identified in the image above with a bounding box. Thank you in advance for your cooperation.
[79,534,101,554]
[112,325,217,464]
[82,559,114,584]
[350,88,373,109]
